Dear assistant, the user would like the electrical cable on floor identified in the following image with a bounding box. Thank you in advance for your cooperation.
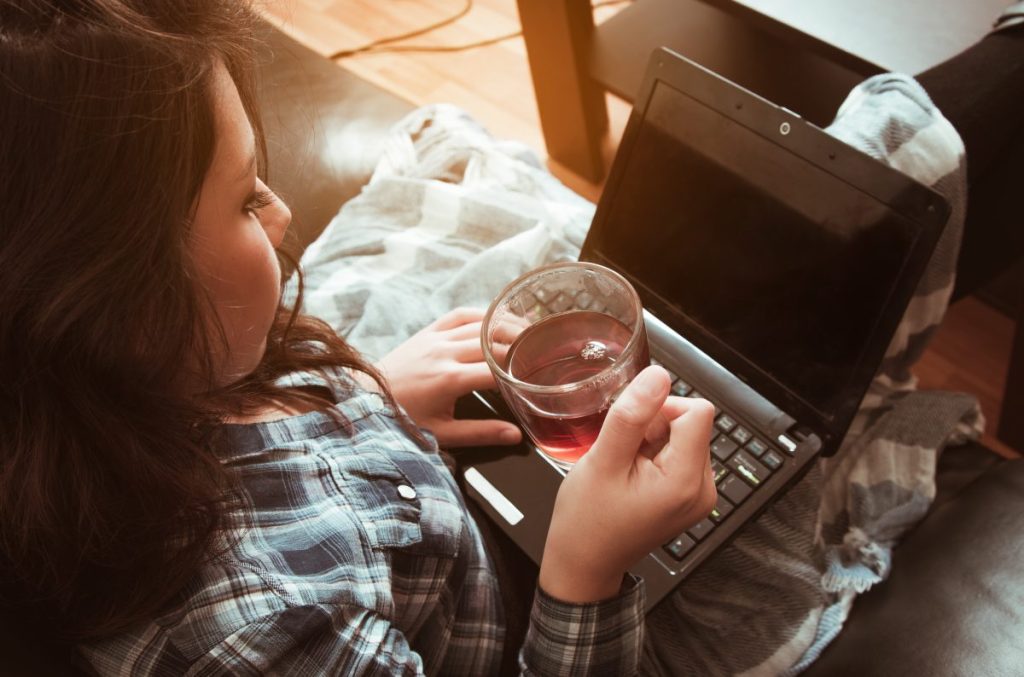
[329,0,633,60]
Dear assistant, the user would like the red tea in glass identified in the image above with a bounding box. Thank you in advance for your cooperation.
[482,263,649,470]
[505,310,646,464]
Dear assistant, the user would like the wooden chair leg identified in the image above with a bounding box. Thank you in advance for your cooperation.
[517,0,609,181]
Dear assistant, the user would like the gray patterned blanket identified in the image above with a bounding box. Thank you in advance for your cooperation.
[289,73,983,675]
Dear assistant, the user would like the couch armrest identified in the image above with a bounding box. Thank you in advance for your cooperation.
[803,446,1024,675]
[257,25,414,255]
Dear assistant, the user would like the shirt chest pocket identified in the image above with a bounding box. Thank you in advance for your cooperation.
[323,446,464,560]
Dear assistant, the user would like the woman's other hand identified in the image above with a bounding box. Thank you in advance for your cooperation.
[376,307,522,448]
[539,366,717,603]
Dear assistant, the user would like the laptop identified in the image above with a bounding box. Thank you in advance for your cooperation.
[455,47,949,611]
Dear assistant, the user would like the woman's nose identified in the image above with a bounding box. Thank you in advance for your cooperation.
[263,196,291,247]
[256,179,291,247]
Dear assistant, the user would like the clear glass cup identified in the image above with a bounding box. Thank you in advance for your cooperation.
[481,261,650,470]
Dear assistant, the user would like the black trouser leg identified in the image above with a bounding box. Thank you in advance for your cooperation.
[914,29,1024,298]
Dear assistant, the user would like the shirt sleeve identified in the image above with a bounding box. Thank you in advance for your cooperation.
[186,604,428,677]
[519,574,646,677]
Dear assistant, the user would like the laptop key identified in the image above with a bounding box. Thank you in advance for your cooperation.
[777,434,799,455]
[548,292,573,313]
[715,414,737,433]
[709,494,734,523]
[575,291,596,310]
[711,435,739,462]
[671,379,692,397]
[761,450,784,470]
[727,450,772,487]
[711,459,729,484]
[730,426,752,445]
[518,292,539,309]
[719,474,753,504]
[688,518,715,541]
[664,534,697,560]
[746,438,768,457]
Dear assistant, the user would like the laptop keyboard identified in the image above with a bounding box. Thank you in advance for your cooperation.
[497,286,795,566]
[650,357,792,564]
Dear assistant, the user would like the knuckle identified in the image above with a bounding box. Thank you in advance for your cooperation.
[611,400,647,429]
[687,398,716,424]
[691,398,715,416]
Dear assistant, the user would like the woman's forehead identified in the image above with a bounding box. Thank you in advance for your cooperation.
[207,62,255,183]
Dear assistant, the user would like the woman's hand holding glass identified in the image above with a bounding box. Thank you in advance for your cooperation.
[539,366,718,603]
[378,310,717,604]
[376,307,523,448]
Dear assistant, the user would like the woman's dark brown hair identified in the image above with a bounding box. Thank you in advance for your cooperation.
[0,0,416,640]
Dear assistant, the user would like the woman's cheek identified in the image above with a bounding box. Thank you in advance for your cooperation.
[239,228,282,332]
[212,228,281,381]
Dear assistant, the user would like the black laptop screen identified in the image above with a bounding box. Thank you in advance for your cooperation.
[587,82,919,420]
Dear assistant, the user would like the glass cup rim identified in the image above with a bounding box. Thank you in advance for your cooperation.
[480,261,646,396]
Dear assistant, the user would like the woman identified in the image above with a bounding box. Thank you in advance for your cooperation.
[0,1,716,673]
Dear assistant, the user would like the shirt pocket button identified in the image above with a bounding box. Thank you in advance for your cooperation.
[397,484,417,500]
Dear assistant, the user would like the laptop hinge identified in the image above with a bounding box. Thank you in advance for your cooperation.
[645,310,796,442]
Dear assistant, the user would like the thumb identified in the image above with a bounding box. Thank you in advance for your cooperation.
[590,366,671,469]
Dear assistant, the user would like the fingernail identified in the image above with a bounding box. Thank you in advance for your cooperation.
[638,367,665,398]
[500,428,521,444]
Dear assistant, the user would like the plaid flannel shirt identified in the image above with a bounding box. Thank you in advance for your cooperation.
[80,369,644,675]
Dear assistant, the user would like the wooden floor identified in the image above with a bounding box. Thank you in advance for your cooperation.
[259,0,1020,458]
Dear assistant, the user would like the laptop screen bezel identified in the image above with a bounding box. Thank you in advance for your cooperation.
[580,48,949,452]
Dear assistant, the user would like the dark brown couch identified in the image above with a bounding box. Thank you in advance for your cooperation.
[4,24,1022,676]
